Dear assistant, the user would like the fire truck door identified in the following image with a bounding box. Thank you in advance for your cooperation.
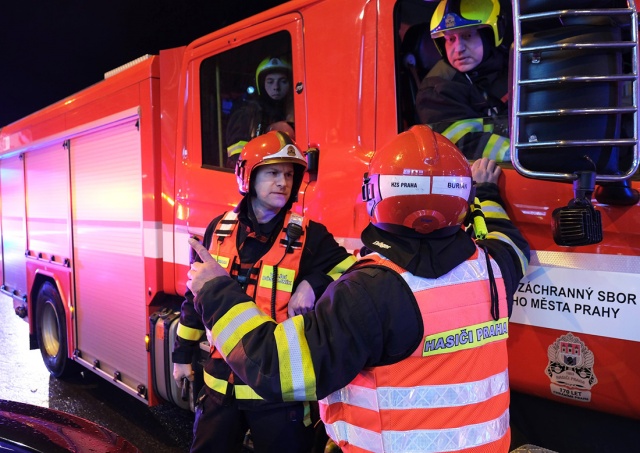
[0,155,27,306]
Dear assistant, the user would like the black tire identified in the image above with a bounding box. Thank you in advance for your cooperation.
[36,282,77,378]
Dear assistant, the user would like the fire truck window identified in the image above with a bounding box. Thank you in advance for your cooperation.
[394,0,514,163]
[199,31,293,170]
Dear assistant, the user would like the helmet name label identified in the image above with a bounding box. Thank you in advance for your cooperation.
[432,176,472,199]
[379,175,430,198]
[378,175,472,200]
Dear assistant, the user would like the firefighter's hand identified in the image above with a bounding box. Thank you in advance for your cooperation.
[173,363,194,388]
[471,158,501,185]
[287,280,315,317]
[187,237,229,295]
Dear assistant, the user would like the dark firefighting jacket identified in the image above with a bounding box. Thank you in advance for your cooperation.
[193,184,530,422]
[172,196,356,409]
[416,50,510,162]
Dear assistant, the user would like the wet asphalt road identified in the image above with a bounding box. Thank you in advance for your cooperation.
[0,295,194,452]
[3,294,640,453]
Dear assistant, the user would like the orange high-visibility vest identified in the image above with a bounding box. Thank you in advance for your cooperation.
[209,210,307,323]
[319,249,511,453]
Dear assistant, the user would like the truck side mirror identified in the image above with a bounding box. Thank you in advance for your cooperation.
[305,147,319,182]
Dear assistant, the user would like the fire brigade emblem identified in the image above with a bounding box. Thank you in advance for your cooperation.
[287,146,297,156]
[545,332,598,403]
[445,14,456,29]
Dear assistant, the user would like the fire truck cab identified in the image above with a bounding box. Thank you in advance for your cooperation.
[0,0,638,432]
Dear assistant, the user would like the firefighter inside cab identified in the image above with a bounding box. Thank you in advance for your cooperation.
[172,131,356,452]
[225,57,295,169]
[416,0,511,163]
[186,125,530,453]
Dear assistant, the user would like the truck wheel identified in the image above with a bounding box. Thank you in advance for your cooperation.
[36,282,76,378]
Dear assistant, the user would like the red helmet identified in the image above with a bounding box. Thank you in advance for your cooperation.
[362,125,473,234]
[235,130,307,197]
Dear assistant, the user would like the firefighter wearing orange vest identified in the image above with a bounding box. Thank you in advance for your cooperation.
[187,125,530,453]
[172,131,356,453]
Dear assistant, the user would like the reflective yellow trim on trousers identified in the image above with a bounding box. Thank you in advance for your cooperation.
[203,370,264,399]
[275,316,317,401]
[485,231,529,276]
[176,323,205,341]
[213,302,275,358]
[479,200,509,220]
[327,255,357,281]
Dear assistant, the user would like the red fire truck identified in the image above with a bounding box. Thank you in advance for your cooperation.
[0,0,638,425]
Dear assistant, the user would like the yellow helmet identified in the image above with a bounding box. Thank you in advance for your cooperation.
[255,57,292,95]
[430,0,503,47]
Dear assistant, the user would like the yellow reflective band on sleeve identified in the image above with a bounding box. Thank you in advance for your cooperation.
[212,302,275,358]
[326,255,357,281]
[176,323,205,341]
[259,265,295,293]
[227,140,248,158]
[482,134,510,162]
[422,317,509,357]
[235,384,264,400]
[442,118,484,144]
[485,231,529,276]
[204,371,266,400]
[479,200,509,220]
[274,316,317,401]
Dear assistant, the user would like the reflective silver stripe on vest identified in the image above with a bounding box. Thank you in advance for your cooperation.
[322,369,508,411]
[398,248,502,292]
[383,408,510,452]
[324,409,510,453]
[379,369,508,409]
[324,421,384,453]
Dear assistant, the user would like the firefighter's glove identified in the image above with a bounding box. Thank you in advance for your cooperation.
[173,363,194,388]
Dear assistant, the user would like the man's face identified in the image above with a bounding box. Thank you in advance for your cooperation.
[252,163,294,215]
[263,72,290,101]
[443,27,484,73]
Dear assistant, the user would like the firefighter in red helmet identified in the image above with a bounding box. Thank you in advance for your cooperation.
[186,125,530,453]
[172,131,356,452]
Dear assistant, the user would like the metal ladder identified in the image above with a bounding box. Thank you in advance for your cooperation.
[510,0,639,183]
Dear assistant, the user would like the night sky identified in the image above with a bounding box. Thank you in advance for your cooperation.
[0,1,287,127]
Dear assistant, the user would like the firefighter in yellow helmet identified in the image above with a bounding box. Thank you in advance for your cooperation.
[225,57,295,169]
[172,131,356,452]
[186,126,530,453]
[416,0,512,162]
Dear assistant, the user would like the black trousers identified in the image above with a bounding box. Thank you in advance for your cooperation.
[189,387,316,453]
